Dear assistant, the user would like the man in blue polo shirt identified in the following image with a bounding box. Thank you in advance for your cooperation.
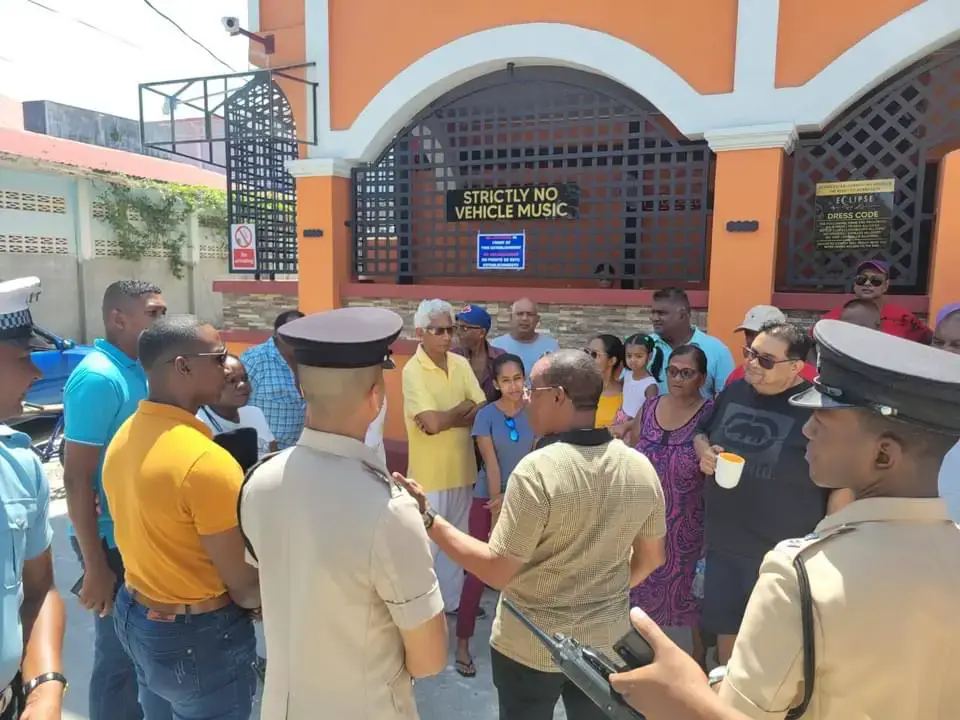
[649,287,735,398]
[62,280,167,720]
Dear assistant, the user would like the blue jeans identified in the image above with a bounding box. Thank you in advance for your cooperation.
[113,586,257,720]
[71,538,165,720]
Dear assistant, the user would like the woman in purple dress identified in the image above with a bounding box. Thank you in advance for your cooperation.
[626,344,713,653]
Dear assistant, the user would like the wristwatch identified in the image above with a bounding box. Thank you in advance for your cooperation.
[708,665,727,688]
[422,507,438,530]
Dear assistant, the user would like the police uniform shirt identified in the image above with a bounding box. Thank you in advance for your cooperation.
[721,320,960,719]
[239,308,443,720]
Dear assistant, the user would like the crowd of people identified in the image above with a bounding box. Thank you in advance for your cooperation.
[0,253,957,720]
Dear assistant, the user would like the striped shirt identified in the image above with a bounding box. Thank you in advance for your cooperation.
[240,338,306,449]
[489,433,666,672]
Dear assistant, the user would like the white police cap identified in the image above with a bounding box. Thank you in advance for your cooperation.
[0,277,46,348]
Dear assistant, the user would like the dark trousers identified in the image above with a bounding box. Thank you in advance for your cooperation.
[491,648,608,720]
[0,674,23,720]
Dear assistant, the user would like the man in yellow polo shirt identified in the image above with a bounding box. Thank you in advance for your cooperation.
[103,315,261,720]
[403,299,486,613]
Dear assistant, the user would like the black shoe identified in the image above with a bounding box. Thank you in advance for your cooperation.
[445,606,486,618]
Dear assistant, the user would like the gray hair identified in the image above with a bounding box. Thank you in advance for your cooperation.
[539,349,604,411]
[414,299,454,330]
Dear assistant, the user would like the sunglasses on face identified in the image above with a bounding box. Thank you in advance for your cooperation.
[426,326,455,336]
[583,348,606,359]
[504,416,520,443]
[456,324,483,333]
[742,346,794,371]
[170,349,228,366]
[666,366,699,381]
[855,274,884,287]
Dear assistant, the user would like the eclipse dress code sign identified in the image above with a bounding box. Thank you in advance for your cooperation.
[814,179,895,251]
[447,183,579,222]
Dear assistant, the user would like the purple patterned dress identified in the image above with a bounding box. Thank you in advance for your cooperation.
[629,395,713,627]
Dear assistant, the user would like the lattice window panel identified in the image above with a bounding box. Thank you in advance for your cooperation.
[784,44,960,291]
[94,239,169,258]
[225,77,299,276]
[1,191,66,214]
[199,244,228,259]
[0,234,70,254]
[353,67,713,286]
[91,202,141,223]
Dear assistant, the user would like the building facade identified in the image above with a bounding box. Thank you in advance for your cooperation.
[213,0,960,464]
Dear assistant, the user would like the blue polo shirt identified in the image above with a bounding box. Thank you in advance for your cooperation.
[63,339,147,547]
[650,328,736,398]
[0,425,53,686]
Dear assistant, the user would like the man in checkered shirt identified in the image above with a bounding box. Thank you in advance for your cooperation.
[241,310,306,449]
[396,349,667,719]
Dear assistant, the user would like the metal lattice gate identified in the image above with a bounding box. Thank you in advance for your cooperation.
[226,77,299,276]
[784,44,960,291]
[353,67,713,286]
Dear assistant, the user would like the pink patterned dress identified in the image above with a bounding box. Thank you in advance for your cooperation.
[627,396,713,627]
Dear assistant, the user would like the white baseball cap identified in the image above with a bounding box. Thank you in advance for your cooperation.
[735,305,786,333]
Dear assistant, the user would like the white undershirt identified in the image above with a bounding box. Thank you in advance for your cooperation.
[196,405,275,458]
[365,398,387,466]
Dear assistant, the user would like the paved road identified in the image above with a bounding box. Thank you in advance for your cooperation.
[24,418,563,719]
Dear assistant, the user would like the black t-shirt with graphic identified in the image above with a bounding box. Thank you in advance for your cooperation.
[697,378,829,560]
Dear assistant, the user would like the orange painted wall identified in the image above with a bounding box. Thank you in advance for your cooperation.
[776,0,924,87]
[296,175,352,313]
[328,0,738,130]
[929,150,960,321]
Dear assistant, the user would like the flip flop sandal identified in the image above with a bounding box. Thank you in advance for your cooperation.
[455,658,477,678]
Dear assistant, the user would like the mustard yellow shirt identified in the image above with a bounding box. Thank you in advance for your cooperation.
[103,400,244,604]
[595,393,623,428]
[403,346,486,493]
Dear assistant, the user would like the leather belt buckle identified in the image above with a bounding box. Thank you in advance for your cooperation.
[146,610,178,623]
[0,682,13,713]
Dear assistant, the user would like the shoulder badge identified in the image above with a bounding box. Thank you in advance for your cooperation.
[775,525,857,557]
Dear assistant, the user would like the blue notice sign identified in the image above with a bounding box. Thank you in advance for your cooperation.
[476,232,526,271]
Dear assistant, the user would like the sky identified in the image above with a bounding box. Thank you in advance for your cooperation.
[0,0,253,121]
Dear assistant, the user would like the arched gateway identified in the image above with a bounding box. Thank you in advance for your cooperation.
[352,66,712,288]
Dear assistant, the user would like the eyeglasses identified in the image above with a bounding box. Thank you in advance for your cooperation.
[504,416,520,442]
[522,384,564,400]
[170,349,228,365]
[456,324,483,333]
[583,348,606,359]
[742,346,794,370]
[666,366,699,381]
[426,326,455,336]
[855,274,884,287]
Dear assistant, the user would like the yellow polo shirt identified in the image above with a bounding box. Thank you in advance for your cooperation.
[103,400,244,604]
[403,346,486,493]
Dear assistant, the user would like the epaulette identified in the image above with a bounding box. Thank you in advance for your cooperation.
[775,524,857,558]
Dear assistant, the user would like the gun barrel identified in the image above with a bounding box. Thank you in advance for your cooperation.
[501,597,560,649]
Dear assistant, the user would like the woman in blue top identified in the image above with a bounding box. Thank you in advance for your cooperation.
[455,353,534,677]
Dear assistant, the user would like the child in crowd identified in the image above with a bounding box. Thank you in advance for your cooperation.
[622,333,663,418]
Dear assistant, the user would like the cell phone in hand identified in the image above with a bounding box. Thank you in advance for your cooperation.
[613,625,655,669]
[70,575,84,597]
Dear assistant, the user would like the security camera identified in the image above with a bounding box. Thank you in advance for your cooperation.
[221,16,241,36]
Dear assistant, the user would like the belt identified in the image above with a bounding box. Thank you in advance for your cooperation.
[126,586,232,620]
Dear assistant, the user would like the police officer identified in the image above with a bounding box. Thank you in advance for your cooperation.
[609,319,960,720]
[0,277,67,719]
[238,307,448,719]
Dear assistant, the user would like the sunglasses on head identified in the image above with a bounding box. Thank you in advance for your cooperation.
[742,346,794,371]
[504,416,520,443]
[666,366,699,381]
[855,274,884,287]
[426,326,455,336]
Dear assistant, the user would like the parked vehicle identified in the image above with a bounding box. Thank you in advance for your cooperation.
[17,328,93,462]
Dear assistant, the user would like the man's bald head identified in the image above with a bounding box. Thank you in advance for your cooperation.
[510,297,540,339]
[512,297,537,315]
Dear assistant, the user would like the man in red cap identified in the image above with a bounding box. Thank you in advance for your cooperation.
[819,260,931,343]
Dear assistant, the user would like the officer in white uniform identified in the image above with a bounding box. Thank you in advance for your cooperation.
[239,307,447,719]
[0,277,67,719]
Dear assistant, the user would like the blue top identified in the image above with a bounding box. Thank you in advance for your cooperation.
[650,328,736,398]
[939,440,960,523]
[490,333,560,379]
[472,403,535,499]
[0,424,53,685]
[63,338,147,548]
[241,338,306,449]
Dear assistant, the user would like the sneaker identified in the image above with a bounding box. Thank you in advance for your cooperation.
[253,656,267,682]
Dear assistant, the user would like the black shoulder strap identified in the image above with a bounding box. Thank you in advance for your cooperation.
[236,451,281,564]
[786,553,816,719]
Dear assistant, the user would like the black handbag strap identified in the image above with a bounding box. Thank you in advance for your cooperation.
[785,553,816,719]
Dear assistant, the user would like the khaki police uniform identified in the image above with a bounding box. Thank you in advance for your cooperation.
[719,319,960,720]
[238,307,444,720]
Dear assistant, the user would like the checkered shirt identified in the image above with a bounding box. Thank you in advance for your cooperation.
[240,338,306,449]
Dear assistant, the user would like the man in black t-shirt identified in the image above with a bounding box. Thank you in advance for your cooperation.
[694,322,853,664]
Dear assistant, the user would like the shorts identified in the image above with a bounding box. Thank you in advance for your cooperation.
[699,549,763,636]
